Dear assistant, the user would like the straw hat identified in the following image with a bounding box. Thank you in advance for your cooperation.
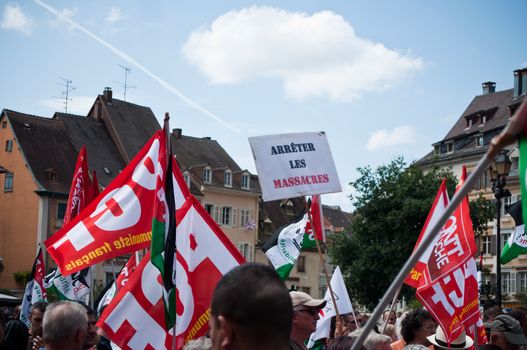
[426,327,473,349]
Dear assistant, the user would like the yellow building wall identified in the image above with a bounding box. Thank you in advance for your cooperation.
[0,118,40,289]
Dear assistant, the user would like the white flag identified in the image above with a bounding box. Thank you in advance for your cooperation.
[307,266,353,348]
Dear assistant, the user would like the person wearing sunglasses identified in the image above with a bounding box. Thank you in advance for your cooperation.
[289,291,327,350]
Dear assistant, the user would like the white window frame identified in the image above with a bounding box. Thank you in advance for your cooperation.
[502,272,514,294]
[476,135,484,148]
[203,167,211,184]
[222,206,232,225]
[519,272,527,294]
[240,208,250,227]
[224,170,232,187]
[241,173,250,189]
[482,235,491,255]
[237,242,254,262]
[183,171,191,188]
[446,142,454,154]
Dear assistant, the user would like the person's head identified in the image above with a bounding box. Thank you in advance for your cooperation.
[290,290,326,343]
[209,263,292,350]
[427,327,473,350]
[350,329,392,350]
[78,303,98,350]
[327,336,357,350]
[2,319,29,349]
[43,301,88,350]
[183,336,212,350]
[383,310,397,325]
[401,309,436,346]
[508,308,527,340]
[484,306,504,323]
[383,324,397,342]
[490,314,527,350]
[29,301,48,337]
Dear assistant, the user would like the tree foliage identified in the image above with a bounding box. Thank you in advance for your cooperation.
[327,157,459,309]
[328,158,495,309]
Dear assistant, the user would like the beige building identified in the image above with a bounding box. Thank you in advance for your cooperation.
[417,68,527,307]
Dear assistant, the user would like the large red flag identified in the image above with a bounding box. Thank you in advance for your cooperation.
[415,167,480,343]
[64,145,91,224]
[97,195,245,350]
[45,130,167,275]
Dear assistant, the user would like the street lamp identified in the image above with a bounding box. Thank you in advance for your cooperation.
[489,150,512,308]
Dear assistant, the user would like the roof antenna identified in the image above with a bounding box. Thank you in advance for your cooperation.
[56,77,75,113]
[116,64,136,101]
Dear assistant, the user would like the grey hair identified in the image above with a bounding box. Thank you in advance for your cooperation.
[183,336,212,350]
[350,329,392,350]
[43,301,88,342]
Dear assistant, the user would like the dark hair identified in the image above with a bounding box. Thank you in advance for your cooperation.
[211,263,292,347]
[77,302,96,317]
[401,309,434,343]
[508,308,527,329]
[478,344,503,350]
[30,301,48,313]
[328,336,357,350]
[2,319,29,349]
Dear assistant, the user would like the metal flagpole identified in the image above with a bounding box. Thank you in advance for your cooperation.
[380,285,402,334]
[350,154,492,350]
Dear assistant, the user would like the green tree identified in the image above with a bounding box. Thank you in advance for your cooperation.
[327,157,458,309]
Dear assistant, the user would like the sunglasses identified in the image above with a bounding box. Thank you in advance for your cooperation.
[297,309,319,317]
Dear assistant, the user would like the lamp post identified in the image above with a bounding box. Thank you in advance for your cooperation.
[489,150,512,308]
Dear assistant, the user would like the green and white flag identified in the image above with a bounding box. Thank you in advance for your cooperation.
[44,268,91,302]
[261,213,310,280]
[501,200,527,264]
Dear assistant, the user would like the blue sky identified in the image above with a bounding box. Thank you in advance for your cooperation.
[0,1,525,212]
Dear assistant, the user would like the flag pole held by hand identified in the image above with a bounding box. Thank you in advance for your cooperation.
[351,97,527,350]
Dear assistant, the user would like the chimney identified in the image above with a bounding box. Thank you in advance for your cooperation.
[482,81,496,95]
[103,87,113,103]
[173,128,182,139]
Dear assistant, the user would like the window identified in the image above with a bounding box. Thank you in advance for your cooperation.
[297,255,306,273]
[502,272,514,294]
[240,209,250,227]
[465,118,472,129]
[480,115,487,125]
[222,206,232,225]
[241,174,250,189]
[434,145,440,155]
[224,170,232,187]
[1,121,6,128]
[3,172,13,192]
[183,171,191,188]
[475,135,483,148]
[501,231,512,250]
[205,204,214,216]
[446,142,454,154]
[5,139,12,152]
[237,242,254,262]
[481,235,491,255]
[203,167,211,184]
[56,202,67,227]
[519,272,527,294]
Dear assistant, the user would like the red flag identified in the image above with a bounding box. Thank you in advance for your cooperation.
[415,166,480,343]
[64,145,91,225]
[310,195,325,241]
[45,130,168,275]
[404,180,449,289]
[88,170,100,204]
[97,195,245,350]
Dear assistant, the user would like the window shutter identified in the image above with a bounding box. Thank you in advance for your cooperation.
[490,235,497,256]
[249,243,254,262]
[214,206,220,224]
[232,208,237,227]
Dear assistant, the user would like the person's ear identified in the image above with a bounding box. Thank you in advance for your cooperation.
[218,315,235,348]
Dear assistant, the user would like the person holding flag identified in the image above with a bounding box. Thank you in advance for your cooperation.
[290,291,327,350]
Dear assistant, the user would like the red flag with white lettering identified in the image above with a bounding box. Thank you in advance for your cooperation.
[97,195,245,349]
[404,180,449,289]
[415,166,480,343]
[64,145,91,224]
[45,130,167,275]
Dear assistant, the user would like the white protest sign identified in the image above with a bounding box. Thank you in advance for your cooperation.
[249,132,341,201]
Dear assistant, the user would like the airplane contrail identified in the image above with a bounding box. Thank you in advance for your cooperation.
[32,0,241,134]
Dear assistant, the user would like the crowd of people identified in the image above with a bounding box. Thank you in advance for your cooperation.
[2,263,527,350]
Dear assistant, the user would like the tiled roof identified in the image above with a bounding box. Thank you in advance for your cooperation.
[4,109,77,194]
[322,205,352,230]
[54,113,126,187]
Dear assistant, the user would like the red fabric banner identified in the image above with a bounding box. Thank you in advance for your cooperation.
[64,145,91,225]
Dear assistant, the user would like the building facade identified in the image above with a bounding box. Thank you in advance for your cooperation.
[417,68,527,306]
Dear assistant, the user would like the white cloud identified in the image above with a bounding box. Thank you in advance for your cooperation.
[105,6,123,24]
[182,6,424,102]
[366,125,416,151]
[40,96,94,116]
[1,4,33,35]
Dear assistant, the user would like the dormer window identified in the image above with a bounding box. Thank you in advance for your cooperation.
[480,115,486,126]
[203,167,211,184]
[183,171,191,188]
[434,144,440,155]
[465,118,472,129]
[241,173,250,190]
[224,170,232,187]
[476,135,484,148]
[446,142,454,154]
